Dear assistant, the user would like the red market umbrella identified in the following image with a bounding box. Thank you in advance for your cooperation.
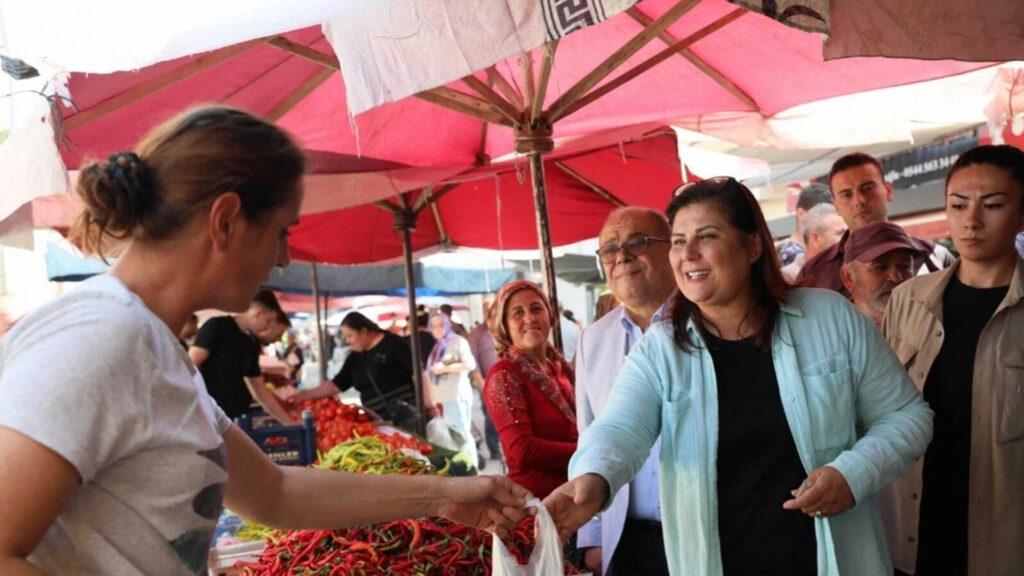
[42,0,992,333]
[287,128,686,264]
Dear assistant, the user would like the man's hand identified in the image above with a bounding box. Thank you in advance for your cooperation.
[782,466,854,518]
[583,547,603,576]
[430,362,447,376]
[542,473,610,542]
[436,476,533,538]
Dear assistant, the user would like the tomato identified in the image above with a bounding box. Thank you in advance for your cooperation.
[418,443,433,455]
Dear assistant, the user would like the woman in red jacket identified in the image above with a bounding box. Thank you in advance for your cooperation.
[484,280,578,499]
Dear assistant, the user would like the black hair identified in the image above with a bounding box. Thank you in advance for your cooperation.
[251,288,281,312]
[946,145,1024,214]
[828,153,884,191]
[796,182,832,211]
[341,311,382,334]
[665,178,789,352]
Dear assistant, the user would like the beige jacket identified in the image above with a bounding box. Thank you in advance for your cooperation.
[881,258,1024,576]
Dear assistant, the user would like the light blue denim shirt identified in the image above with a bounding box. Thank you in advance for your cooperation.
[569,288,933,576]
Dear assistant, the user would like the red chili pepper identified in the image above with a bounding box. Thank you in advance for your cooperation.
[407,519,422,550]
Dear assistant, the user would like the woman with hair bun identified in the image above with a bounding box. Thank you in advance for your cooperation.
[0,106,530,573]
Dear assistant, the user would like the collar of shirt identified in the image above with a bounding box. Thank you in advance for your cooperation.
[621,297,673,353]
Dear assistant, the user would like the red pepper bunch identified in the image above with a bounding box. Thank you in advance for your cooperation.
[239,516,581,575]
[498,517,582,575]
[238,518,491,575]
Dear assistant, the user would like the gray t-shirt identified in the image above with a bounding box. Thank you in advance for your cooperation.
[0,275,232,575]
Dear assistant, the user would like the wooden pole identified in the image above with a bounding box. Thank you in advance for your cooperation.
[310,262,327,383]
[393,204,426,436]
[527,152,563,353]
[547,0,701,123]
[516,124,563,353]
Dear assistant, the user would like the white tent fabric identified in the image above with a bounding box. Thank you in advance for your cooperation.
[0,95,68,222]
[324,0,637,114]
[0,0,347,74]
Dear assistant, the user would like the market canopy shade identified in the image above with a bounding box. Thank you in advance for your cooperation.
[287,129,686,264]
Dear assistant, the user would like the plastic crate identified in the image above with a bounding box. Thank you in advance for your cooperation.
[236,409,316,466]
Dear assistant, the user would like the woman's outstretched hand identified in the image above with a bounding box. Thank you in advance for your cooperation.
[541,473,610,542]
[436,476,534,538]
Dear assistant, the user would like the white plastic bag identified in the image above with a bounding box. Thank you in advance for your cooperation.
[492,498,564,576]
[425,416,464,451]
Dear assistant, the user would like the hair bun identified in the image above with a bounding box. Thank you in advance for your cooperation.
[73,151,156,253]
[105,152,154,216]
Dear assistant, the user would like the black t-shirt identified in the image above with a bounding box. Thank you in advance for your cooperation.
[403,330,437,370]
[332,332,416,415]
[193,316,261,419]
[707,332,817,576]
[916,275,1008,576]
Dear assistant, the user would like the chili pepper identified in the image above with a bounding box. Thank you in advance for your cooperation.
[407,519,422,550]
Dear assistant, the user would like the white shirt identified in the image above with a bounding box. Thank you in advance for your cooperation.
[0,275,231,574]
[559,316,581,364]
[619,299,672,522]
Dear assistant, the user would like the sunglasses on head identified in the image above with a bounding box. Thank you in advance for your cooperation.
[671,176,739,197]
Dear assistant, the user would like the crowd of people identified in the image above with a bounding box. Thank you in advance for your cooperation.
[0,101,1021,576]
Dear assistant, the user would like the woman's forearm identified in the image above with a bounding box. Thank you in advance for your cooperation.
[266,468,449,529]
[290,382,338,403]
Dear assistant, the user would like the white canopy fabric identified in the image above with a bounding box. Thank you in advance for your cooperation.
[0,0,345,74]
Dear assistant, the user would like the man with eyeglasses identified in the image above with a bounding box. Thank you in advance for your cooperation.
[575,206,677,576]
[797,153,955,295]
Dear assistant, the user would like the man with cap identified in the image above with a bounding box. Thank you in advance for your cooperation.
[798,153,955,295]
[840,221,926,327]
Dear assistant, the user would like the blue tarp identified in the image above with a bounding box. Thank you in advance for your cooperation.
[45,243,517,295]
[265,262,517,296]
[45,243,109,282]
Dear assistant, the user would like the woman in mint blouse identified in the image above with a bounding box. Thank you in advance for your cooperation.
[543,177,933,576]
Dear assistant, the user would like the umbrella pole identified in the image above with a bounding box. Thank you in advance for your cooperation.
[518,124,563,353]
[311,263,327,383]
[394,207,426,436]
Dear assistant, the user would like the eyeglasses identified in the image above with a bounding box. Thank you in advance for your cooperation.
[671,176,738,197]
[595,235,669,265]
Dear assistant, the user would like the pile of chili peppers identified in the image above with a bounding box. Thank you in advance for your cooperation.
[237,516,580,575]
[314,436,436,476]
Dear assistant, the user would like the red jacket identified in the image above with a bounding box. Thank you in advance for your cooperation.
[484,350,578,499]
